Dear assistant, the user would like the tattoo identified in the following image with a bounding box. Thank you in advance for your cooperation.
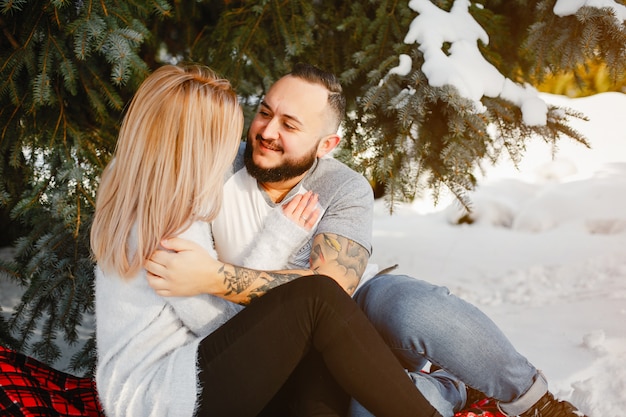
[222,264,257,296]
[247,272,303,303]
[219,233,368,305]
[222,263,303,305]
[323,234,342,252]
[311,233,368,292]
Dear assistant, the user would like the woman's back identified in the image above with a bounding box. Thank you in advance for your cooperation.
[95,221,240,417]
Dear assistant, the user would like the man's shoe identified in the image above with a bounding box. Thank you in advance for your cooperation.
[519,392,587,417]
[465,385,487,407]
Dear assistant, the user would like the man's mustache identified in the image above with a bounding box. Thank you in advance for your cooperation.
[255,134,283,152]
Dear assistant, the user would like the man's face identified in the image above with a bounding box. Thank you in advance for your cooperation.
[245,75,335,183]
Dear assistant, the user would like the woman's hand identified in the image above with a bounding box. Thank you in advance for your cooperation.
[145,238,224,297]
[282,190,320,230]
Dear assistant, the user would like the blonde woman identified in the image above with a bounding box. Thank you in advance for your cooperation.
[90,64,442,417]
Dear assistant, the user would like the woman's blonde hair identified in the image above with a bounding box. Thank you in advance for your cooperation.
[90,64,243,279]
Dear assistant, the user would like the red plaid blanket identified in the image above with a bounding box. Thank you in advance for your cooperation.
[0,345,104,416]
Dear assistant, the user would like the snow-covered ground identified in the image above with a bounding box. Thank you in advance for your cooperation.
[369,92,626,417]
[1,92,624,416]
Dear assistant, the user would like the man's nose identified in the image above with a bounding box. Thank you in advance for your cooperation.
[260,117,280,139]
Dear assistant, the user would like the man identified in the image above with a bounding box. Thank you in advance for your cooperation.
[146,63,587,417]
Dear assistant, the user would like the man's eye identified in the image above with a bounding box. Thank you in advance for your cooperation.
[259,110,271,117]
[284,123,295,130]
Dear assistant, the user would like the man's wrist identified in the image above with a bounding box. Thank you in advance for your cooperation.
[212,262,252,304]
[205,260,226,295]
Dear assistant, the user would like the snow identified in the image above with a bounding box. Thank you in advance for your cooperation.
[554,0,626,22]
[388,54,412,76]
[369,91,626,417]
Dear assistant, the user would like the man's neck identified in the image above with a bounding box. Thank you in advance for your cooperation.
[259,173,307,203]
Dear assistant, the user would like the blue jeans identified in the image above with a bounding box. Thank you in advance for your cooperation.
[349,274,548,417]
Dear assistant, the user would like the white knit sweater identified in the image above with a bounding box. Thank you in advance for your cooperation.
[95,207,312,417]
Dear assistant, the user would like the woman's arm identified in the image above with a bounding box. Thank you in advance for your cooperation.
[239,191,320,270]
[160,221,241,336]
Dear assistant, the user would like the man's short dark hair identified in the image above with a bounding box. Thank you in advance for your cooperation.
[289,63,346,132]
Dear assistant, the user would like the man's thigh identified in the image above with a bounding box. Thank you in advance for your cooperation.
[353,274,449,371]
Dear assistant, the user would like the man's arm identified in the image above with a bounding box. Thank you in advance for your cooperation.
[309,232,368,295]
[225,231,368,302]
[145,232,369,305]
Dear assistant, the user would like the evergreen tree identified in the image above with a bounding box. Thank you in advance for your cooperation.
[0,0,624,375]
[0,0,171,373]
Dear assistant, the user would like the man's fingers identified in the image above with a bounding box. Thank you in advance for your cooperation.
[147,240,194,270]
[145,258,169,278]
[148,250,167,265]
[160,237,198,252]
[148,281,172,297]
[145,269,169,290]
[154,288,171,297]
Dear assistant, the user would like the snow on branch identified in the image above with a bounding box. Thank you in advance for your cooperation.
[554,0,626,23]
[395,0,548,126]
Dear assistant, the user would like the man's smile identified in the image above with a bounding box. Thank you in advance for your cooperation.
[256,135,282,152]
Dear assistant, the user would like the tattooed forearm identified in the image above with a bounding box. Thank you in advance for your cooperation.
[217,233,369,304]
[222,264,258,296]
[247,272,305,304]
[221,263,309,305]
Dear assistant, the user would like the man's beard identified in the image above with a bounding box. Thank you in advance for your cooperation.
[244,135,318,183]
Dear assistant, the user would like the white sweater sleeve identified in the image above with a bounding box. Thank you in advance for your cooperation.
[239,206,313,271]
[166,221,242,337]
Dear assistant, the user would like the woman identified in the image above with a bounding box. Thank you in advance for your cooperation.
[90,64,441,417]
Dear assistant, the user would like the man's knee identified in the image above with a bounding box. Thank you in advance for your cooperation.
[354,274,459,348]
[354,275,436,343]
[355,274,451,315]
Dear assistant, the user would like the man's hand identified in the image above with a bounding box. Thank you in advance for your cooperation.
[145,238,224,297]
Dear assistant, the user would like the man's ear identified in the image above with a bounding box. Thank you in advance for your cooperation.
[316,134,341,158]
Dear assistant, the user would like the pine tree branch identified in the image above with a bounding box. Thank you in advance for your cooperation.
[241,3,269,68]
[0,16,19,49]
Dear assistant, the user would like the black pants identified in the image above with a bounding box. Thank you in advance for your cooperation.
[195,275,441,417]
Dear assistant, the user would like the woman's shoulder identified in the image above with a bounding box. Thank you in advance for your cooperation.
[177,221,217,258]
